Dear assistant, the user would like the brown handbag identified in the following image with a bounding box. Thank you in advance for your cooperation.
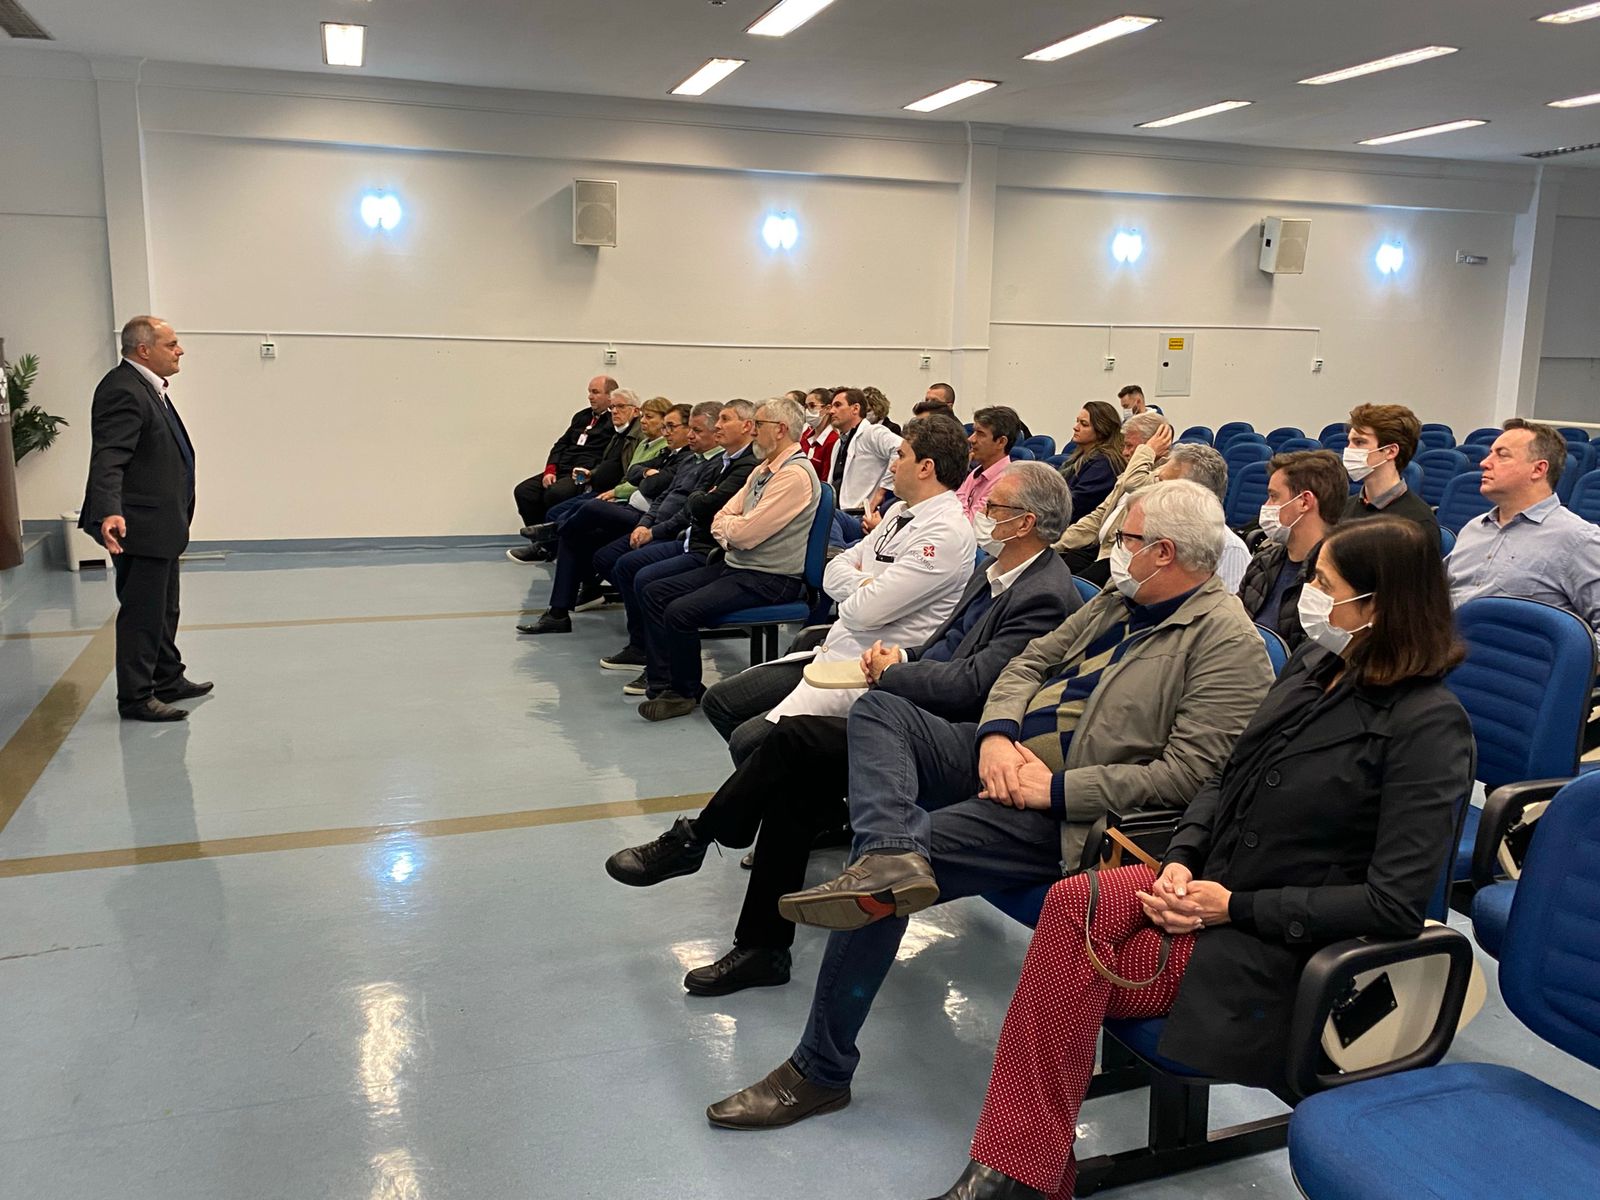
[1083,827,1175,989]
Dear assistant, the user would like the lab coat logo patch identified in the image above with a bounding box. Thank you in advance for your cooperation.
[922,545,936,558]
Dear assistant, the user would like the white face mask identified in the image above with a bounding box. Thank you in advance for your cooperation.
[973,510,1025,558]
[805,409,825,431]
[1108,539,1163,602]
[1258,494,1305,546]
[1342,445,1393,483]
[1297,584,1374,655]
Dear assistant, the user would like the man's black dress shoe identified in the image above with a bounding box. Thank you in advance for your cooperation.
[119,699,188,722]
[516,612,572,635]
[706,1059,850,1130]
[684,947,791,996]
[155,678,213,702]
[926,1160,1048,1200]
[604,817,709,886]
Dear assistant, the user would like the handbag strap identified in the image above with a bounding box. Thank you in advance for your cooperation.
[1083,870,1173,989]
[1104,825,1161,871]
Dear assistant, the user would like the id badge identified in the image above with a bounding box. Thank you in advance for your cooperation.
[576,433,589,446]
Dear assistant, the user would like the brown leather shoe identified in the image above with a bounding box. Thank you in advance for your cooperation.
[705,1059,850,1130]
[777,850,939,930]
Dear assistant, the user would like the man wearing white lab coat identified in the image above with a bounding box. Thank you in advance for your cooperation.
[701,415,976,764]
[829,387,902,543]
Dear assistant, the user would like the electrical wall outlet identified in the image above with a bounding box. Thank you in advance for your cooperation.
[1103,355,1116,372]
[602,345,618,366]
[1311,357,1324,374]
[918,352,932,370]
[260,340,276,360]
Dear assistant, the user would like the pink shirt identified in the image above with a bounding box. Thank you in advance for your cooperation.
[955,455,1011,521]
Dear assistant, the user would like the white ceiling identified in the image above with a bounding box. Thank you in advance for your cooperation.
[14,0,1600,166]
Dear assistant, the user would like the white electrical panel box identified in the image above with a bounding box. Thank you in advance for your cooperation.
[1156,331,1194,397]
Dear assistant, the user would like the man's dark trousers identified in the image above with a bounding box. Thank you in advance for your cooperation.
[608,541,701,651]
[513,474,583,526]
[113,553,186,706]
[639,562,804,698]
[549,502,642,609]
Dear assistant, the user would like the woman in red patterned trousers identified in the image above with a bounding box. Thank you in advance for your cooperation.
[925,517,1475,1200]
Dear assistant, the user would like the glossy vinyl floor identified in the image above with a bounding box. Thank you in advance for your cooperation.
[2,547,1597,1200]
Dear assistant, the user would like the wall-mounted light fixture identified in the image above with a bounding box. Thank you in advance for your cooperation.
[762,212,799,251]
[1375,241,1405,274]
[1111,229,1144,263]
[360,193,403,231]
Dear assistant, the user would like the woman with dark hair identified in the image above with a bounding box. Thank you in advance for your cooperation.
[922,516,1472,1200]
[1057,400,1127,522]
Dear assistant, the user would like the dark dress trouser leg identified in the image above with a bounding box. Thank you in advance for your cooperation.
[113,553,185,706]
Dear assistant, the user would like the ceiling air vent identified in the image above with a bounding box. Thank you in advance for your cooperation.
[0,0,51,39]
[1524,141,1600,159]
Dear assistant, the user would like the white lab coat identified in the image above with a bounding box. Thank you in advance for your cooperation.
[764,489,977,722]
[835,420,902,511]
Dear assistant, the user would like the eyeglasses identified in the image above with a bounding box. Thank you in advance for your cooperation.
[753,419,787,428]
[1112,531,1150,549]
[662,421,685,430]
[981,501,1027,518]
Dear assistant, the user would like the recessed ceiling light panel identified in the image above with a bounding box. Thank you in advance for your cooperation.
[1137,100,1252,129]
[321,22,366,68]
[1548,91,1600,108]
[1023,15,1160,61]
[1358,119,1487,146]
[1537,3,1600,24]
[1297,46,1458,86]
[671,58,747,96]
[747,0,837,38]
[903,79,999,113]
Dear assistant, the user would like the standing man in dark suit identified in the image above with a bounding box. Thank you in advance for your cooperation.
[80,316,210,722]
[508,375,619,561]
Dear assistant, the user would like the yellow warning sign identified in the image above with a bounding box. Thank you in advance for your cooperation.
[1168,337,1186,351]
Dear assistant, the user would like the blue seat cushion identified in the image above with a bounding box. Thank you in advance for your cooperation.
[1103,1018,1209,1079]
[1471,881,1515,959]
[711,603,809,626]
[1289,1062,1600,1199]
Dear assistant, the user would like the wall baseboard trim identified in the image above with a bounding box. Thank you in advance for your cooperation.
[185,535,521,555]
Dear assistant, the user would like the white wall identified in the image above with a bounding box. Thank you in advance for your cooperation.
[0,51,115,523]
[1535,212,1600,424]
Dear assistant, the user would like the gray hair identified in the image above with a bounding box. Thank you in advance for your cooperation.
[690,401,723,427]
[610,388,642,408]
[119,315,161,357]
[758,395,808,442]
[996,461,1072,544]
[1124,410,1168,445]
[1131,479,1225,574]
[722,398,757,421]
[1164,443,1229,504]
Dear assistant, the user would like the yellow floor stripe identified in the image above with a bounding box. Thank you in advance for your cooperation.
[0,628,98,642]
[0,792,711,879]
[0,618,117,837]
[1,608,544,641]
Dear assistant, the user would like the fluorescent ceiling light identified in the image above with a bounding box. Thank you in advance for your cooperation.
[321,22,365,68]
[1024,15,1160,61]
[1358,118,1488,146]
[903,79,999,113]
[1537,4,1600,23]
[1549,91,1600,108]
[747,0,837,37]
[1298,46,1458,86]
[1137,100,1252,129]
[671,58,746,96]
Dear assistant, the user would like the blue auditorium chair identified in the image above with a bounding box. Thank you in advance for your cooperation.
[1465,426,1502,445]
[1420,421,1455,441]
[1276,437,1322,454]
[1224,460,1271,528]
[1178,425,1213,445]
[1073,575,1101,605]
[1570,472,1600,524]
[1022,434,1056,459]
[1556,451,1581,504]
[1047,453,1069,469]
[1318,422,1348,442]
[1434,472,1493,533]
[1417,428,1456,451]
[1008,445,1036,461]
[1321,430,1350,451]
[1352,460,1426,498]
[1289,770,1600,1200]
[1438,526,1455,556]
[1414,449,1470,506]
[1223,441,1272,482]
[1558,425,1590,444]
[1215,421,1255,450]
[704,483,835,666]
[1265,426,1305,450]
[1570,440,1597,483]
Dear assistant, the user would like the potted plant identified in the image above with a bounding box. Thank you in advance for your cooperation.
[6,354,69,464]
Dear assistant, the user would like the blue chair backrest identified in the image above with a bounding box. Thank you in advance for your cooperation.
[1266,426,1305,449]
[1558,426,1591,444]
[1499,770,1600,1070]
[1275,437,1321,454]
[1224,460,1271,526]
[1073,576,1101,605]
[1439,526,1456,556]
[1570,471,1600,524]
[1179,425,1213,445]
[1047,453,1069,469]
[1414,449,1470,505]
[1461,441,1495,466]
[1417,428,1457,450]
[799,483,836,591]
[1009,445,1036,461]
[1572,441,1597,481]
[1023,434,1056,458]
[1321,431,1349,452]
[1402,461,1423,494]
[1466,426,1502,445]
[1556,452,1581,504]
[1222,442,1273,485]
[1215,421,1255,449]
[1318,422,1348,440]
[1255,625,1290,676]
[1445,598,1596,792]
[1435,472,1494,533]
[1176,433,1212,446]
[1421,422,1455,434]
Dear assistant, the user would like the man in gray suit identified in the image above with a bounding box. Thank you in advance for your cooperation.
[80,316,211,722]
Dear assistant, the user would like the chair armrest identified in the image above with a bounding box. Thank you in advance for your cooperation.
[1284,925,1474,1100]
[1469,777,1573,890]
[787,624,834,654]
[1075,807,1183,873]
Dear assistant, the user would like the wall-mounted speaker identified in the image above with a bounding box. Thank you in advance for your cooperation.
[573,179,618,247]
[1259,217,1311,275]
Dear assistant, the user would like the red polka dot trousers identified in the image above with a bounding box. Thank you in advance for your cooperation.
[969,864,1195,1198]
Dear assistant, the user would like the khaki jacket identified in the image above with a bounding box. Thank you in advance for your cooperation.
[1054,443,1161,553]
[979,575,1274,867]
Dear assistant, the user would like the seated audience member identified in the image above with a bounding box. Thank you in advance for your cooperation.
[862,386,901,436]
[914,382,957,419]
[701,415,976,762]
[604,465,1081,996]
[829,387,901,543]
[955,406,1022,522]
[798,388,839,483]
[923,517,1472,1200]
[518,403,693,635]
[516,389,652,557]
[1449,418,1600,647]
[1238,449,1346,649]
[1058,400,1128,523]
[704,481,1274,1130]
[599,402,757,683]
[636,397,823,721]
[597,394,672,503]
[509,375,619,561]
[1055,411,1171,573]
[1342,402,1440,551]
[1117,383,1162,420]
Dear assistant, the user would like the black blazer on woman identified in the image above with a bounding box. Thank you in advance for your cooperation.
[1151,643,1474,1089]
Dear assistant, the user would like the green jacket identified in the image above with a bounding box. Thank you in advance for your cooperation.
[614,435,668,501]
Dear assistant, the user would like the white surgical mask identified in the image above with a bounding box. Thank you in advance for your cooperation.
[973,510,1024,558]
[1342,445,1393,483]
[1258,494,1305,546]
[1109,539,1163,602]
[1297,584,1373,655]
[805,409,825,431]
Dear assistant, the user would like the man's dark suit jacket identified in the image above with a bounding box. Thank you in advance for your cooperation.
[546,407,616,476]
[79,361,195,559]
[879,549,1081,721]
[684,445,758,555]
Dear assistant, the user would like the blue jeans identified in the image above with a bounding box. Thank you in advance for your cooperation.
[846,690,982,858]
[548,500,640,609]
[639,562,804,698]
[609,540,701,650]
